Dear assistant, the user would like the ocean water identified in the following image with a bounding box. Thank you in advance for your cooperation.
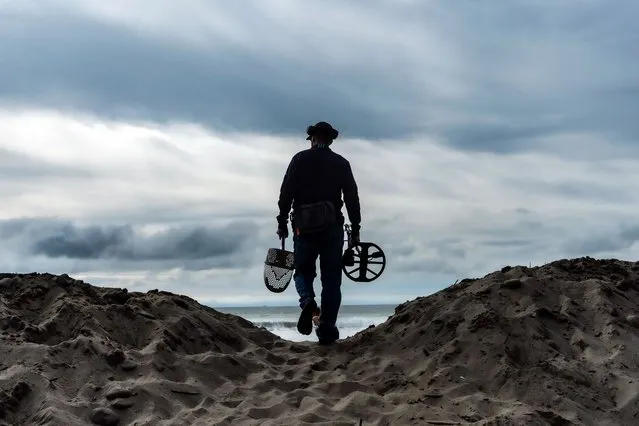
[217,304,396,342]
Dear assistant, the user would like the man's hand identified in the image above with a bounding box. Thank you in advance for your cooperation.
[276,227,289,240]
[348,232,360,248]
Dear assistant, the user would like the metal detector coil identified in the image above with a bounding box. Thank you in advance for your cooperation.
[342,224,387,282]
[263,238,295,293]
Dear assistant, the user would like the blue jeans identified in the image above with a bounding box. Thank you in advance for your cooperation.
[293,222,344,331]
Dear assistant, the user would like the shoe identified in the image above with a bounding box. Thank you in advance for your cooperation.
[297,299,318,335]
[316,324,339,345]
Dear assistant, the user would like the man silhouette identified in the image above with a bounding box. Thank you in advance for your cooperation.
[276,121,361,345]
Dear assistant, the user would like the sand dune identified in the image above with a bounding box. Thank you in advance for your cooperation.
[1,257,639,425]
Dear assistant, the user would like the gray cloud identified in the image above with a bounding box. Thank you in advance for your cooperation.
[505,178,630,204]
[1,1,639,306]
[0,148,93,180]
[437,122,562,153]
[0,11,417,141]
[480,239,536,248]
[84,203,273,228]
[1,2,637,153]
[0,218,259,271]
[564,225,639,256]
[398,258,460,276]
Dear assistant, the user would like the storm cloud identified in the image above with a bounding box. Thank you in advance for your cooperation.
[1,1,638,153]
[1,1,638,306]
[564,225,639,257]
[0,218,259,271]
[0,9,419,140]
[0,148,93,181]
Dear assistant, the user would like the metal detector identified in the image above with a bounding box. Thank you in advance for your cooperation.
[342,224,387,282]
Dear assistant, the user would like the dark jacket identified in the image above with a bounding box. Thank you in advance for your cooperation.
[277,146,361,234]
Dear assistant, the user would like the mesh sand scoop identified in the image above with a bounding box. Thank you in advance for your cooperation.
[263,238,295,293]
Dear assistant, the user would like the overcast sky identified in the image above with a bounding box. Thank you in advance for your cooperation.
[1,0,638,307]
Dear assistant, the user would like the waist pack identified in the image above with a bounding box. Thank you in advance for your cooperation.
[293,201,337,234]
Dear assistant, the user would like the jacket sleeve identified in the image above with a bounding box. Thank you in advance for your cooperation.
[276,156,296,228]
[342,160,361,233]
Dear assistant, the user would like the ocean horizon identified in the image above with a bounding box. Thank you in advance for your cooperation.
[215,304,397,342]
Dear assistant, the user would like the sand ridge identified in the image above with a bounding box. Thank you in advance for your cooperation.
[1,257,639,425]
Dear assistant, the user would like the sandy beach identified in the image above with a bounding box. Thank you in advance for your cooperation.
[1,256,639,425]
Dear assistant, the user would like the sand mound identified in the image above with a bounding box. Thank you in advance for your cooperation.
[1,257,639,425]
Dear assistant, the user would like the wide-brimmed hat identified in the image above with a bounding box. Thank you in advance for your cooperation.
[306,121,339,141]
